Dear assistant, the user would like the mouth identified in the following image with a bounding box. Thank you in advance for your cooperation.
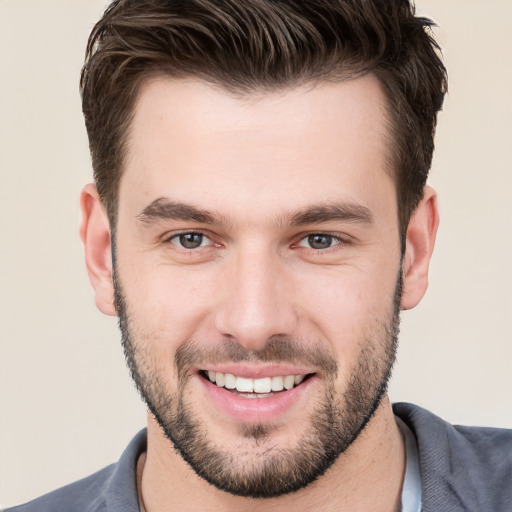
[195,363,319,423]
[199,369,315,398]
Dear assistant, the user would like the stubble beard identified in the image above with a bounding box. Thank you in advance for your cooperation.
[114,270,402,499]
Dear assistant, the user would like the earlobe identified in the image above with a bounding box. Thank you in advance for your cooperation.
[80,184,116,316]
[401,186,439,310]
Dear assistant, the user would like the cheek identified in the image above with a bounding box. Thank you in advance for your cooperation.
[296,261,399,360]
[118,259,219,346]
[117,268,219,393]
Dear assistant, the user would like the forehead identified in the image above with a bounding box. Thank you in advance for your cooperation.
[120,76,394,223]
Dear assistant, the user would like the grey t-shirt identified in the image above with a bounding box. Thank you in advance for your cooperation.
[5,403,512,511]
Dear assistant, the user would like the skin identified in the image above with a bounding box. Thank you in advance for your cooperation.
[80,75,439,511]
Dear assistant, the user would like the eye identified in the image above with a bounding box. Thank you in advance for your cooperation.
[169,232,211,249]
[298,234,341,250]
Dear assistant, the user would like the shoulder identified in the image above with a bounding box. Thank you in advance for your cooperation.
[394,402,512,512]
[3,465,114,512]
[394,401,512,464]
[4,429,147,512]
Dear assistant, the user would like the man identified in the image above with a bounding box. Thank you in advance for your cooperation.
[5,0,511,511]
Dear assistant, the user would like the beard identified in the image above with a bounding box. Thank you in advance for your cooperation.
[114,269,402,499]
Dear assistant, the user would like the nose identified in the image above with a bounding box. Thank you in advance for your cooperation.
[214,245,298,351]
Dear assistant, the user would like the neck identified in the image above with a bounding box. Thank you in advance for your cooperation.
[138,397,405,512]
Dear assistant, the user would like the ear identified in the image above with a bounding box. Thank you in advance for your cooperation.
[80,183,116,316]
[401,186,439,310]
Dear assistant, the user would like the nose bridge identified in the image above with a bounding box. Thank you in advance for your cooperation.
[214,242,297,350]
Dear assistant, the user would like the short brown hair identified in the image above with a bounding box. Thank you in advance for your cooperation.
[80,0,447,242]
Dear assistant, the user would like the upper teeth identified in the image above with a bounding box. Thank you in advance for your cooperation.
[207,371,305,393]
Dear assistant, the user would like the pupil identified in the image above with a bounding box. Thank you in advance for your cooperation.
[309,234,332,249]
[180,233,202,248]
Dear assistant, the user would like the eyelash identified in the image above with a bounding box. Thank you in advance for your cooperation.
[164,231,350,252]
[294,233,349,251]
[166,231,215,250]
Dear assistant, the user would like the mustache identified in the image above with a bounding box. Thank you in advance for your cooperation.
[175,336,338,381]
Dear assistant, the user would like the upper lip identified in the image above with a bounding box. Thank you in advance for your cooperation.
[198,364,316,379]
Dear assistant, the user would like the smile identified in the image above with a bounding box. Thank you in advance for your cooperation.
[202,370,311,396]
[197,366,318,423]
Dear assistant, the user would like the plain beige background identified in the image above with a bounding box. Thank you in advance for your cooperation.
[1,0,511,507]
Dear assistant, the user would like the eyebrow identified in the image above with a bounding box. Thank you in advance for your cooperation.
[288,202,373,226]
[136,197,373,227]
[137,198,225,225]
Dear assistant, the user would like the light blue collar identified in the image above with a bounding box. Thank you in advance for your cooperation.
[396,416,422,512]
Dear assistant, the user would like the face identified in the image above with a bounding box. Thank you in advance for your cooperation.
[113,76,403,497]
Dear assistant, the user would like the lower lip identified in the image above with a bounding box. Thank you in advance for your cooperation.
[197,374,316,424]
